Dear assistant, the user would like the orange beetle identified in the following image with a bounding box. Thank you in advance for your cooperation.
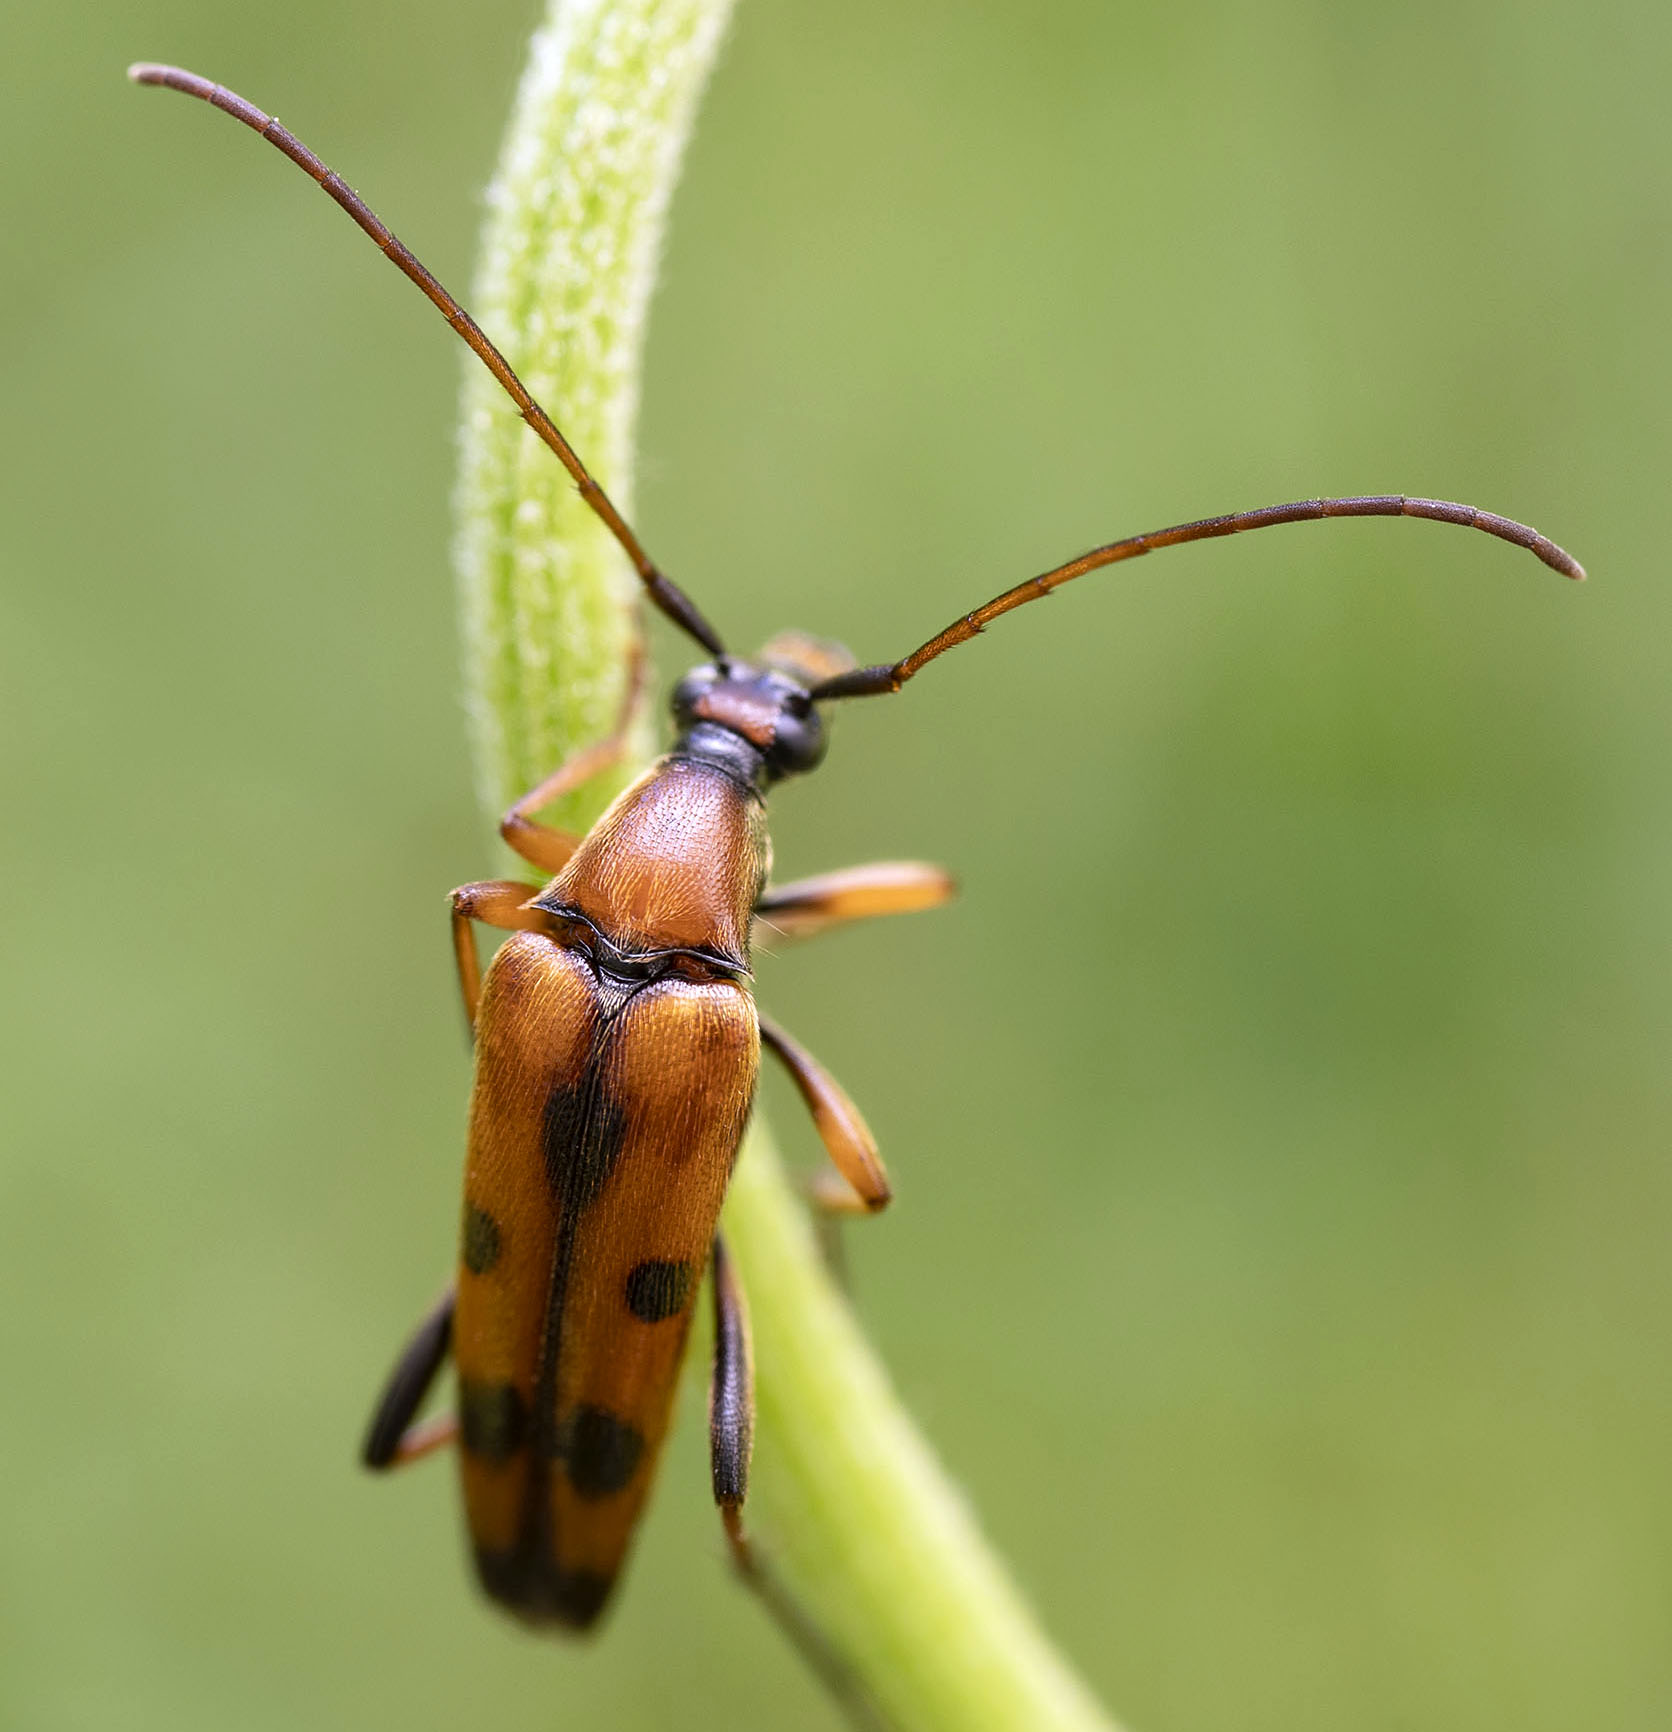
[131,63,1583,1632]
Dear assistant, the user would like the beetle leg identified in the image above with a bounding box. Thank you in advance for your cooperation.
[805,1170,881,1215]
[802,1178,858,1295]
[708,1233,753,1516]
[499,638,647,874]
[752,860,954,949]
[759,1017,891,1212]
[363,1285,455,1470]
[710,1239,889,1728]
[386,1411,459,1465]
[450,880,554,1031]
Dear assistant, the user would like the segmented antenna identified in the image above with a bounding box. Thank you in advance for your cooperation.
[128,62,727,660]
[810,494,1585,699]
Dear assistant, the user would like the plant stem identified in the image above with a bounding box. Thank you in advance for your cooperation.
[454,3,1123,1727]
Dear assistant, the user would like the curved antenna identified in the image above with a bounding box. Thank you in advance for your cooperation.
[809,494,1585,700]
[128,62,727,660]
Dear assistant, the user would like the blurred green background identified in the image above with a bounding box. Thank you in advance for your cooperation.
[3,0,1667,1727]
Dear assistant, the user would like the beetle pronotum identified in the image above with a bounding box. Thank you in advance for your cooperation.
[131,62,1582,1633]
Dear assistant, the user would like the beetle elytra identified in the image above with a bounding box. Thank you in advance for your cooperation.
[130,62,1582,1632]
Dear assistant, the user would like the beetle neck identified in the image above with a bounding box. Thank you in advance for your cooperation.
[668,720,770,794]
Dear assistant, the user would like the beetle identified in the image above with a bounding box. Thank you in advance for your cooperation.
[130,63,1583,1632]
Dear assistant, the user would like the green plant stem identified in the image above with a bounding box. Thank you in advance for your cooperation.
[454,3,1123,1727]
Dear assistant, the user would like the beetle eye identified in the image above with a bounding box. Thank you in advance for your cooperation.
[671,663,723,723]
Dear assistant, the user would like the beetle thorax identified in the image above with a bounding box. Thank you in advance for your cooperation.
[535,760,768,967]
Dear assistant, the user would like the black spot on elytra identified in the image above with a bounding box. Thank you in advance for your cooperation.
[461,1204,501,1275]
[553,1405,644,1498]
[458,1379,526,1463]
[547,1568,613,1626]
[624,1259,692,1323]
[473,1546,616,1628]
[541,1077,628,1213]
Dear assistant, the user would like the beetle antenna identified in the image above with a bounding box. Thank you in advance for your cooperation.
[808,494,1584,699]
[128,62,728,660]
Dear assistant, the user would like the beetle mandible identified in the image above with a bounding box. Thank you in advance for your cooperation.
[129,63,1583,1631]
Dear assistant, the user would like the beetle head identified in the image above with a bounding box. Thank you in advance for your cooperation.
[670,633,855,783]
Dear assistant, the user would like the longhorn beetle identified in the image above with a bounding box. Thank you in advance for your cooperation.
[131,63,1583,1631]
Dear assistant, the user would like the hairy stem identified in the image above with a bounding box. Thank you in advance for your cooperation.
[454,3,1122,1727]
